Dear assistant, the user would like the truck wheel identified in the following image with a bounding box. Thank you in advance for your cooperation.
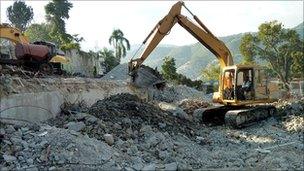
[39,63,53,75]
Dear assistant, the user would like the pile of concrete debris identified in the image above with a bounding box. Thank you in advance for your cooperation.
[1,95,303,170]
[178,99,211,116]
[274,98,304,132]
[0,93,208,170]
[150,85,208,103]
[52,93,203,141]
[0,122,121,170]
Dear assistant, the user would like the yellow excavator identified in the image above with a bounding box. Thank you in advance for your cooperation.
[128,1,278,128]
[0,23,69,74]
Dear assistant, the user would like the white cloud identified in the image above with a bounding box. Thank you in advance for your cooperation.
[1,0,303,51]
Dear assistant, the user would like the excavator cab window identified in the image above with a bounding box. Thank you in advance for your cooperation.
[255,68,270,99]
[236,69,254,100]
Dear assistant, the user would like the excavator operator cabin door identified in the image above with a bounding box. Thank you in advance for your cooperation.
[236,68,254,100]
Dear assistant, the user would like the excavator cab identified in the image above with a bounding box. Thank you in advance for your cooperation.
[219,65,271,105]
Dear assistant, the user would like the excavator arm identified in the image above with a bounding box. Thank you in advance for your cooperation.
[0,24,30,44]
[129,1,233,74]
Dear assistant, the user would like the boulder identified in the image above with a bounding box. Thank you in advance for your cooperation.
[3,154,17,163]
[87,116,98,124]
[193,108,206,122]
[66,122,85,132]
[165,162,178,171]
[141,163,156,171]
[158,102,190,120]
[104,134,114,146]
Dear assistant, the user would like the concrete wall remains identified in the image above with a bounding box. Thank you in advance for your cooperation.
[0,80,130,123]
[63,49,104,77]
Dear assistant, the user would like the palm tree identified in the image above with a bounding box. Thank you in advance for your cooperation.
[108,29,130,62]
[99,47,119,72]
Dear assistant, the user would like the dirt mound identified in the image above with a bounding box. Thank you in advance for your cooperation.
[88,93,198,138]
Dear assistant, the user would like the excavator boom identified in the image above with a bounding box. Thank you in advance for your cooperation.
[129,1,233,74]
[0,24,29,44]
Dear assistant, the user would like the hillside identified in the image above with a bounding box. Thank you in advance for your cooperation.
[294,22,304,39]
[123,22,303,80]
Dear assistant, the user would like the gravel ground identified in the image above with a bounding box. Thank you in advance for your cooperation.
[1,95,303,170]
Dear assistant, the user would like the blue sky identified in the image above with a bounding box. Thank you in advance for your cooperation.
[1,0,303,51]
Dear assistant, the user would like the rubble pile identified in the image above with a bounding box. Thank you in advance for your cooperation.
[2,111,303,170]
[0,65,70,79]
[0,65,38,79]
[88,93,200,138]
[0,123,120,170]
[178,99,211,115]
[1,88,304,170]
[274,98,304,116]
[0,75,127,98]
[273,98,304,132]
[101,63,129,81]
[151,85,207,103]
[1,94,304,170]
[282,115,304,132]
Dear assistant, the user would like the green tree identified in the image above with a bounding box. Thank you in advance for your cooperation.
[6,0,34,31]
[161,56,178,81]
[160,56,203,90]
[201,63,220,81]
[60,34,84,51]
[239,33,256,64]
[291,51,304,78]
[109,29,130,62]
[239,21,302,90]
[25,23,56,43]
[45,0,73,45]
[99,47,119,72]
[25,23,83,51]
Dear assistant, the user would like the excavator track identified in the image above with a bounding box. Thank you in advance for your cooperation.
[225,105,276,128]
[201,105,276,128]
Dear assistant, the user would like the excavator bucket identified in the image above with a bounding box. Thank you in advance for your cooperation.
[129,65,166,89]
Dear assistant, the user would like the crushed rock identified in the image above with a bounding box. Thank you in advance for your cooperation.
[101,63,130,81]
[151,85,208,103]
[273,98,304,132]
[87,93,199,138]
[0,123,119,170]
[178,99,211,115]
[282,115,304,132]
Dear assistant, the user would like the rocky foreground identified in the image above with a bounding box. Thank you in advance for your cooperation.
[1,94,303,170]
